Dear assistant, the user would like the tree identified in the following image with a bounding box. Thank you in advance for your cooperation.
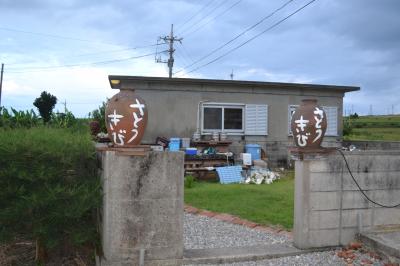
[33,91,57,123]
[89,101,107,132]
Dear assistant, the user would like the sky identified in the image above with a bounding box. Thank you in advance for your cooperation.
[0,0,399,117]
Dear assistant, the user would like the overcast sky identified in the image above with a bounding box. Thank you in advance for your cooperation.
[1,0,399,117]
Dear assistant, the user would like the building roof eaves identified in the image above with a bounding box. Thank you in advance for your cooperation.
[108,75,360,93]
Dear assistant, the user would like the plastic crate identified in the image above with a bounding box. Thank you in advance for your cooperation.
[169,138,181,151]
[216,166,243,184]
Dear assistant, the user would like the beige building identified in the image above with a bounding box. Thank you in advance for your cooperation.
[108,75,359,166]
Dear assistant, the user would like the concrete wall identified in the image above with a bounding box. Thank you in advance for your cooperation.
[98,150,184,266]
[294,151,400,249]
[115,79,345,166]
[343,140,400,150]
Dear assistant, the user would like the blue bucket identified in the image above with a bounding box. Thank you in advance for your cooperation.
[245,144,261,161]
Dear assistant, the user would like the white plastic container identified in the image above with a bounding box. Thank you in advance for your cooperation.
[182,138,191,148]
[241,153,252,166]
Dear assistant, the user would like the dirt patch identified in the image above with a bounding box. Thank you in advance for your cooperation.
[0,238,95,266]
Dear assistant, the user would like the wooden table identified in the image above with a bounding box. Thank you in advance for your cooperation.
[191,140,233,153]
[184,154,234,179]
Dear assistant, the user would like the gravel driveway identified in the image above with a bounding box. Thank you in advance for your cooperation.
[184,213,290,249]
[184,213,386,266]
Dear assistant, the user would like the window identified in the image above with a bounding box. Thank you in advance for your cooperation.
[202,104,244,133]
[201,103,268,135]
[324,106,338,136]
[245,104,268,135]
[288,105,338,136]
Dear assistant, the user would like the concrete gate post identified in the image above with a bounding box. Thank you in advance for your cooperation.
[97,150,184,266]
[292,151,337,249]
[293,159,313,249]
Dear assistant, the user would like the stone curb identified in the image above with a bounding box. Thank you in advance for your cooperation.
[184,204,293,239]
[183,244,330,265]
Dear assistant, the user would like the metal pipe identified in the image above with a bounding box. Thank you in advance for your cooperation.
[139,249,145,266]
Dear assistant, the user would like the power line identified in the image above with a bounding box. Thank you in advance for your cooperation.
[177,0,229,36]
[179,43,195,64]
[175,49,191,67]
[0,26,120,46]
[184,0,244,37]
[176,0,217,31]
[6,43,161,66]
[6,51,166,73]
[174,0,294,76]
[178,0,317,77]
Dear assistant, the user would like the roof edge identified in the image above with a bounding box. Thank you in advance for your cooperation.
[108,75,361,92]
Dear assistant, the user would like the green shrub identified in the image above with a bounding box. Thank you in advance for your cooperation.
[343,120,353,136]
[0,107,40,128]
[89,101,107,133]
[185,175,196,189]
[50,110,77,128]
[0,127,101,261]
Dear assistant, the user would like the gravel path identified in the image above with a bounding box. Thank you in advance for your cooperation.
[184,213,387,266]
[184,213,290,249]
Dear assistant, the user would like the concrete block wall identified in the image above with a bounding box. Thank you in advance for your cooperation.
[98,150,184,266]
[343,140,400,151]
[294,151,400,249]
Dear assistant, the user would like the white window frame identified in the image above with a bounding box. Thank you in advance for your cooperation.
[201,102,245,135]
[288,105,338,136]
[288,105,298,135]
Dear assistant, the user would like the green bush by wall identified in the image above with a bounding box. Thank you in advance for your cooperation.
[0,127,101,260]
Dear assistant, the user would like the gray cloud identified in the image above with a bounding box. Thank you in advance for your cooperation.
[1,0,399,115]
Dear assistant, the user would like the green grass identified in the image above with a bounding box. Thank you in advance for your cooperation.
[344,115,400,141]
[344,127,400,141]
[184,172,294,229]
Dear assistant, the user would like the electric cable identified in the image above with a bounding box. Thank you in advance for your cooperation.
[178,0,229,36]
[174,0,295,76]
[337,148,400,208]
[0,26,120,46]
[6,51,167,73]
[184,0,243,37]
[178,0,317,76]
[177,0,216,31]
[6,43,162,66]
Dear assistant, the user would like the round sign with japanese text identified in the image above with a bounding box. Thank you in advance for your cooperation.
[105,90,148,147]
[290,99,327,149]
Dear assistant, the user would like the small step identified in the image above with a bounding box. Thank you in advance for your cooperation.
[183,244,328,265]
[358,227,400,264]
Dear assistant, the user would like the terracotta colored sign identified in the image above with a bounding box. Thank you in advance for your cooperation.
[105,90,148,147]
[290,99,327,149]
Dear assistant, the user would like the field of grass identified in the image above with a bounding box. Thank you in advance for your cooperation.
[184,172,294,229]
[344,115,400,141]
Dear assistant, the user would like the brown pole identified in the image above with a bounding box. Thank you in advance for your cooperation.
[0,63,4,107]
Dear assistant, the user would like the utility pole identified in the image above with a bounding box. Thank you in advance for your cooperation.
[230,69,234,80]
[157,24,182,78]
[0,63,4,108]
[63,100,67,113]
